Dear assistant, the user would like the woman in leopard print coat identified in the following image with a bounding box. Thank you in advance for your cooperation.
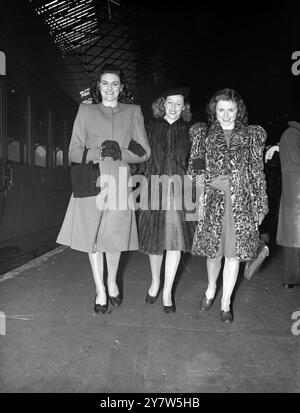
[188,88,268,323]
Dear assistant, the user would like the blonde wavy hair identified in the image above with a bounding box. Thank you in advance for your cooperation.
[151,96,192,122]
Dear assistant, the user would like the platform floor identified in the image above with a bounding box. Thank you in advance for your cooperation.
[0,246,299,393]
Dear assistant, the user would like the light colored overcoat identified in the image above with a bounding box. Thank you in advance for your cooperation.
[57,102,150,253]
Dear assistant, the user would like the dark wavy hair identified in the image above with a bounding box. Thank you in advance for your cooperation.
[152,96,192,122]
[89,64,130,103]
[206,88,248,126]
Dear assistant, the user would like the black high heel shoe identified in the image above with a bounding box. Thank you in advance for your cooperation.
[162,296,176,313]
[220,309,233,323]
[199,292,215,311]
[163,304,176,313]
[109,294,122,307]
[145,291,158,304]
[94,295,108,314]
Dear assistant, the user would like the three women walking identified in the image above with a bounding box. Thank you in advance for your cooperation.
[57,69,269,324]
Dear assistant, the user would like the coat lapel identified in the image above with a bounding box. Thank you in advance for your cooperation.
[228,121,245,153]
[208,121,228,150]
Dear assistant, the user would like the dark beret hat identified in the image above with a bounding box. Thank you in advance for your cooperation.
[161,87,190,99]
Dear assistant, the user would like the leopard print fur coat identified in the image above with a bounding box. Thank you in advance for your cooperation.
[188,120,269,261]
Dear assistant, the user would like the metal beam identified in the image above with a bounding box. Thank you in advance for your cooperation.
[108,48,134,64]
[84,12,133,54]
[88,28,134,66]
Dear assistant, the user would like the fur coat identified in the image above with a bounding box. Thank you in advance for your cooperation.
[188,120,269,260]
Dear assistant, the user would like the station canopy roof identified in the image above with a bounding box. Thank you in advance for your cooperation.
[29,0,137,100]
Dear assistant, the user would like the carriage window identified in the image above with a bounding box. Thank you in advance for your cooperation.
[52,147,63,167]
[53,114,64,167]
[7,84,27,162]
[55,149,63,167]
[34,144,47,167]
[33,102,48,167]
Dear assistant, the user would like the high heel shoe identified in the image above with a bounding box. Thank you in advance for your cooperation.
[163,304,176,314]
[163,304,176,313]
[199,292,215,311]
[162,296,176,313]
[220,309,233,323]
[109,294,122,307]
[145,291,158,304]
[94,295,108,314]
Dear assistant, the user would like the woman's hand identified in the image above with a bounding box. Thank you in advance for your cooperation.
[265,145,279,163]
[258,212,265,226]
[100,140,122,161]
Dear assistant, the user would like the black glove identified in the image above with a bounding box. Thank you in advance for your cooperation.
[102,140,120,150]
[128,139,147,157]
[191,158,205,170]
[101,140,122,161]
[101,148,122,161]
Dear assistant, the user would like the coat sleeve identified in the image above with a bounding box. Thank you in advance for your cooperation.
[249,125,269,217]
[120,105,151,164]
[281,128,300,165]
[68,104,101,163]
[187,122,207,176]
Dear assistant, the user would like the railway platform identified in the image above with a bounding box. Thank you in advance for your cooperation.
[0,245,299,393]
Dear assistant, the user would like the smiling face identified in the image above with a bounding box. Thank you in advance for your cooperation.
[215,99,238,130]
[164,94,185,123]
[99,72,123,106]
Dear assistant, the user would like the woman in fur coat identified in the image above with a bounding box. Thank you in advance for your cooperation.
[188,88,268,322]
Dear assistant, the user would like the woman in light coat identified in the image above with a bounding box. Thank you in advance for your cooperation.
[57,64,151,313]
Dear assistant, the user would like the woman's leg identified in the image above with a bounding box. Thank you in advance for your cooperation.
[205,257,222,299]
[148,254,164,296]
[88,252,106,305]
[221,257,240,311]
[163,250,181,306]
[106,252,121,297]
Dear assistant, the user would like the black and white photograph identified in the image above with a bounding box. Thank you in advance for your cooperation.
[0,0,299,397]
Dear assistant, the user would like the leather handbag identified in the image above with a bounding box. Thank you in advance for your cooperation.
[70,149,100,198]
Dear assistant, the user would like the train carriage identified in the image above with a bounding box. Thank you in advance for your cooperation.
[0,26,77,272]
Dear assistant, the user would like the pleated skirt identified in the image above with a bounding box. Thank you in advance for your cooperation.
[138,184,196,256]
